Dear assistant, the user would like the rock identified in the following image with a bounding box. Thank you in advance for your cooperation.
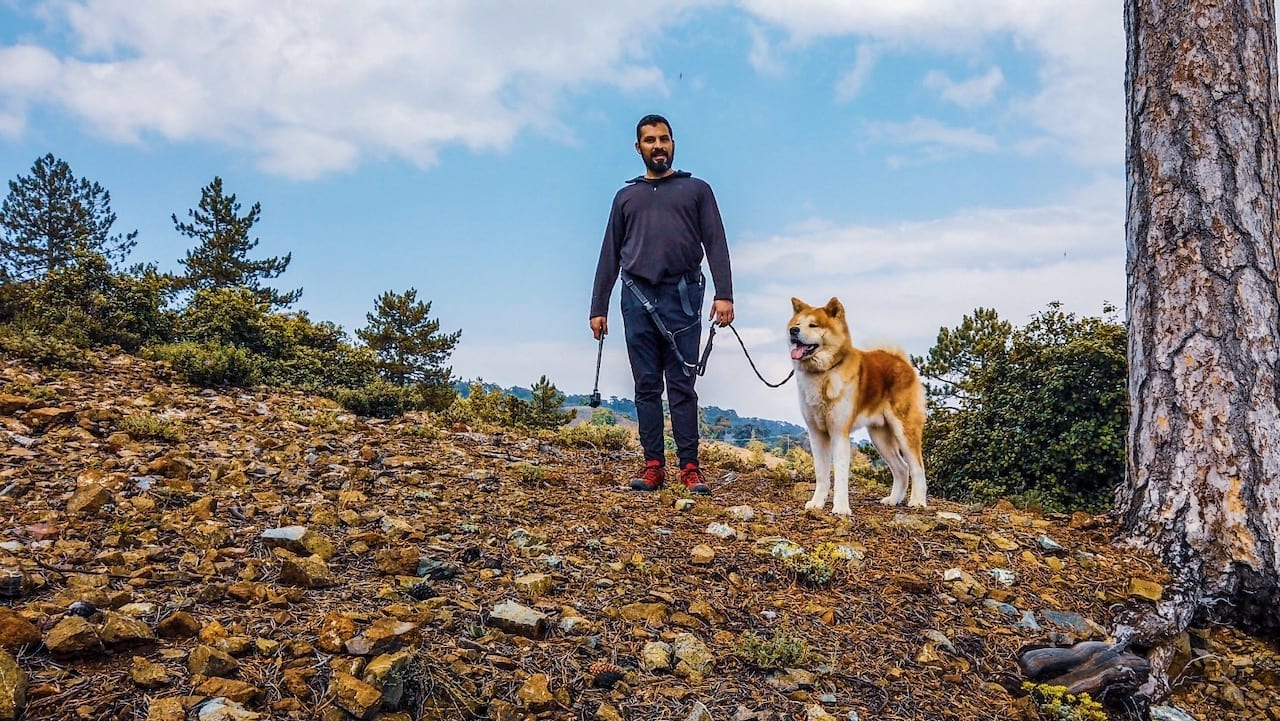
[1150,706,1198,721]
[157,611,201,638]
[261,526,336,561]
[1037,534,1066,553]
[0,394,38,415]
[374,547,419,575]
[0,609,41,651]
[146,696,188,721]
[675,498,696,511]
[278,553,333,587]
[345,618,417,656]
[363,648,414,709]
[620,602,668,625]
[197,697,266,720]
[768,668,816,692]
[329,671,384,719]
[487,601,548,640]
[194,676,261,704]
[690,544,715,565]
[489,699,520,721]
[517,672,554,708]
[890,513,935,532]
[805,705,837,721]
[318,613,358,653]
[100,611,156,646]
[188,645,239,677]
[705,522,737,540]
[596,702,625,721]
[1128,577,1164,602]
[23,406,75,430]
[986,533,1020,551]
[988,568,1016,586]
[672,633,714,679]
[725,505,755,521]
[642,641,673,672]
[687,700,713,721]
[45,616,101,656]
[514,573,555,598]
[130,656,173,688]
[0,650,26,721]
[67,483,112,515]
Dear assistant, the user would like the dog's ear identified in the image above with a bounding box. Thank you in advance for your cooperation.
[824,297,843,317]
[791,297,808,312]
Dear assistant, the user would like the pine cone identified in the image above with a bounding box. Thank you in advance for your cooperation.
[405,581,434,601]
[0,568,24,598]
[589,661,625,689]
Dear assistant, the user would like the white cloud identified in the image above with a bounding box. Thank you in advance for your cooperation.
[835,44,877,101]
[923,66,1004,108]
[0,0,714,178]
[746,24,784,76]
[736,0,1121,166]
[867,117,998,161]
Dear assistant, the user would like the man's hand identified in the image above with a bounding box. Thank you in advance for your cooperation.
[590,316,608,340]
[710,300,734,327]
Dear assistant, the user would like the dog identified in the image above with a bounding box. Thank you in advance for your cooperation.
[788,297,928,513]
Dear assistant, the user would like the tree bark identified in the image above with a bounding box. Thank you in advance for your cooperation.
[1120,0,1280,647]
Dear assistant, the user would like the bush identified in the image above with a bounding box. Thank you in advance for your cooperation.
[331,381,427,419]
[546,423,634,450]
[22,254,176,352]
[735,632,809,671]
[144,341,262,387]
[1020,683,1107,721]
[119,412,184,442]
[0,323,94,369]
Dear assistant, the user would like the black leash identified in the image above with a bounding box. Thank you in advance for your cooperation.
[720,323,794,388]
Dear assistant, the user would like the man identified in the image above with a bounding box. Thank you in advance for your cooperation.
[589,114,734,495]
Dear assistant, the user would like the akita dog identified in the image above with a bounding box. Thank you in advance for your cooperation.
[788,297,928,513]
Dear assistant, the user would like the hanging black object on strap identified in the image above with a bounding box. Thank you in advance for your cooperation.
[622,276,710,377]
[588,335,604,407]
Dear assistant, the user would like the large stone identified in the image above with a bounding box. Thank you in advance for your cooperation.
[0,609,41,651]
[328,671,383,719]
[146,696,187,721]
[363,648,415,709]
[317,613,358,654]
[278,554,332,587]
[672,633,714,680]
[157,611,201,638]
[345,618,417,656]
[0,650,26,721]
[486,601,548,639]
[44,616,101,656]
[197,697,265,721]
[100,611,156,646]
[67,483,112,515]
[516,673,553,709]
[261,526,336,561]
[188,645,239,677]
[23,406,75,430]
[619,602,668,625]
[641,641,673,672]
[514,573,554,598]
[194,676,261,704]
[130,656,173,688]
[0,394,38,415]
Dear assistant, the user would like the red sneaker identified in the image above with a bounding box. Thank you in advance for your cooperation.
[629,459,665,491]
[680,463,711,495]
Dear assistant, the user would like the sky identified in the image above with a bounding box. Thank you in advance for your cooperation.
[0,0,1126,427]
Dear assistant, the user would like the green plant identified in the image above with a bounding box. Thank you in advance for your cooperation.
[2,379,57,402]
[119,412,184,442]
[546,423,633,450]
[784,542,848,586]
[0,324,94,369]
[735,631,809,670]
[331,381,426,419]
[144,341,262,387]
[512,462,548,483]
[1021,682,1107,721]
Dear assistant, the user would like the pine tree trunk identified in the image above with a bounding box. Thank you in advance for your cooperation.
[1120,0,1280,644]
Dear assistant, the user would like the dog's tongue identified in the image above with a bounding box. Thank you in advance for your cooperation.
[791,345,807,360]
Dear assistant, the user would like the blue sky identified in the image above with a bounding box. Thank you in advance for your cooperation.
[0,1,1125,426]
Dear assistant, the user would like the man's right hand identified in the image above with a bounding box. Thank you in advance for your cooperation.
[590,316,608,340]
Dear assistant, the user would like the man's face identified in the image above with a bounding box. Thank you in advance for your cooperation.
[636,122,674,175]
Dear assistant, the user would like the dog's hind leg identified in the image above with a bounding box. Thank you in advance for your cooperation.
[868,424,909,505]
[899,423,928,508]
[805,429,832,511]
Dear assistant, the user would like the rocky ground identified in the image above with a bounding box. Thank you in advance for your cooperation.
[0,351,1276,721]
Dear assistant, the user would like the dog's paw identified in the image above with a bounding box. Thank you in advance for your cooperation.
[907,497,928,508]
[804,498,825,511]
[879,495,903,506]
[831,505,853,517]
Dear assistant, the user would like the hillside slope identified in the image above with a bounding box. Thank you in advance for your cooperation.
[0,352,1274,721]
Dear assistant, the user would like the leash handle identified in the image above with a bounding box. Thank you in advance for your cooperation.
[696,324,717,376]
[588,335,604,407]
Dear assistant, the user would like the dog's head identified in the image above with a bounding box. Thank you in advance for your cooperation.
[788,297,849,368]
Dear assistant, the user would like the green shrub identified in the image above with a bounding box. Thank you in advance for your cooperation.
[735,632,809,670]
[331,381,426,419]
[784,542,849,586]
[22,254,176,352]
[0,324,94,369]
[1020,682,1107,721]
[511,462,548,483]
[119,412,184,442]
[546,423,634,450]
[144,341,262,387]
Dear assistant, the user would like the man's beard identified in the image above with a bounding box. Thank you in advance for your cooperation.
[645,150,672,174]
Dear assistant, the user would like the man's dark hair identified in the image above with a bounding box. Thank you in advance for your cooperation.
[636,114,672,141]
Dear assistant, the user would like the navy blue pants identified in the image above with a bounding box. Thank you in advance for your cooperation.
[620,272,704,467]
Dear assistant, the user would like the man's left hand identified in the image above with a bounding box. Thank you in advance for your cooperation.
[710,300,734,327]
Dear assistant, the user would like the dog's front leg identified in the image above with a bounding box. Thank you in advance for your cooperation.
[805,429,832,511]
[830,426,854,516]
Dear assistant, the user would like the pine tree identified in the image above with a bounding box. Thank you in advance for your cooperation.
[357,288,461,389]
[0,154,137,281]
[524,375,575,429]
[173,177,300,308]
